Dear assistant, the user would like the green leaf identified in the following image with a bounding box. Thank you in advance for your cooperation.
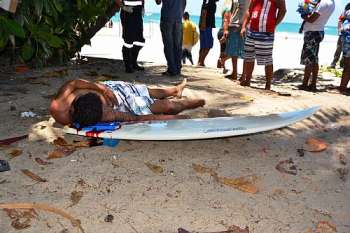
[34,0,44,17]
[0,36,9,50]
[53,0,63,12]
[21,42,35,61]
[46,34,64,48]
[2,17,25,38]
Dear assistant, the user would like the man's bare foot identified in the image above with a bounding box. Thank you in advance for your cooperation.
[176,78,187,98]
[225,74,237,80]
[240,80,250,87]
[265,82,271,90]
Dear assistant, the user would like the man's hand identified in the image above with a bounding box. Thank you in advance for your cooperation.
[102,88,117,107]
[223,30,229,38]
[240,27,246,37]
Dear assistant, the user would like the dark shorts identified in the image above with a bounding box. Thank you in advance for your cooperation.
[120,6,145,48]
[342,31,350,58]
[300,31,324,65]
[200,28,214,49]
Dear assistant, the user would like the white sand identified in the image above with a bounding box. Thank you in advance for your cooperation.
[81,22,339,75]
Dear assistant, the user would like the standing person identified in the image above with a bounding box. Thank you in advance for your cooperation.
[182,12,199,65]
[239,0,287,90]
[223,0,250,80]
[217,0,232,72]
[198,0,219,67]
[339,5,350,92]
[329,3,350,69]
[155,0,187,76]
[120,0,145,73]
[299,0,335,91]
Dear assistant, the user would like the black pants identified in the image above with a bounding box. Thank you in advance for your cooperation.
[182,48,193,65]
[120,6,145,69]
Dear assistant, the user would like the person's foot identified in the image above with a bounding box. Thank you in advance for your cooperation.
[217,59,222,68]
[125,66,134,73]
[133,64,145,71]
[176,78,187,98]
[308,84,317,92]
[162,71,177,76]
[328,64,336,69]
[298,84,308,90]
[240,80,251,87]
[225,74,237,80]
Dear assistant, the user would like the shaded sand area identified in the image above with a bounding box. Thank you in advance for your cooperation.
[0,59,349,233]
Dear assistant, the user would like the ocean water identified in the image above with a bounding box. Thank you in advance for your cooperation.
[112,12,338,36]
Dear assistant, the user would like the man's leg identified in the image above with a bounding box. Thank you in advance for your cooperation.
[309,63,319,91]
[241,60,254,86]
[131,6,145,71]
[340,56,350,92]
[120,10,134,73]
[160,21,176,74]
[173,21,183,75]
[150,98,205,115]
[330,36,342,68]
[147,79,187,99]
[229,56,238,80]
[301,64,312,89]
[188,51,194,65]
[264,64,273,90]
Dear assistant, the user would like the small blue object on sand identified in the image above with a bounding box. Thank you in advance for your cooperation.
[103,138,120,147]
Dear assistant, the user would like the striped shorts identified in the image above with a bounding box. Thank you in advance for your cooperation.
[102,81,154,115]
[244,30,275,66]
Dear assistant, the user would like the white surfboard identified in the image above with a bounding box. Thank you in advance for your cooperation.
[64,106,319,141]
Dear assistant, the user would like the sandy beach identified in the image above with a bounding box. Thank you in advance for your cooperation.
[81,22,339,75]
[0,22,349,233]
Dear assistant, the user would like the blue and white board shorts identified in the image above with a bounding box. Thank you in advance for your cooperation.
[244,30,274,66]
[102,81,154,115]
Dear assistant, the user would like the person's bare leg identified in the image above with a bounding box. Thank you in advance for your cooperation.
[309,63,319,91]
[226,56,238,80]
[148,79,187,99]
[150,98,205,115]
[241,60,254,86]
[198,49,204,66]
[199,48,210,66]
[301,64,312,90]
[265,64,273,90]
[340,57,350,92]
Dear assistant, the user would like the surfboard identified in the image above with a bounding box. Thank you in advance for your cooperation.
[64,106,319,141]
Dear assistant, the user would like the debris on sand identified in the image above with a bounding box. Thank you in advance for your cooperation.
[21,169,47,182]
[192,163,258,194]
[178,224,250,233]
[275,159,297,176]
[69,191,84,207]
[145,162,164,174]
[0,203,85,233]
[305,138,328,152]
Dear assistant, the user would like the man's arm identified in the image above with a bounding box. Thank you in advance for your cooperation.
[54,79,117,105]
[275,0,286,26]
[240,1,253,36]
[102,109,188,122]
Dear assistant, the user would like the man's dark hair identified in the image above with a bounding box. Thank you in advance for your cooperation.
[70,93,103,127]
[183,11,190,19]
[345,3,350,11]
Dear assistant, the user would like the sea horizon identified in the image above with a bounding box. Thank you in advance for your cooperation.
[112,12,338,36]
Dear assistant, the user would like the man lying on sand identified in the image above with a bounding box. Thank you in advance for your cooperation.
[50,79,205,127]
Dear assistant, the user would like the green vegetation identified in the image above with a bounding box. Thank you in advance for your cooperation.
[0,0,119,66]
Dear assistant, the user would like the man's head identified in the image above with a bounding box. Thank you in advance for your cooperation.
[183,11,189,20]
[70,93,103,127]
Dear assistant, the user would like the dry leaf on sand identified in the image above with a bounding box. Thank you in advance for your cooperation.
[47,148,75,159]
[216,175,258,194]
[192,164,258,194]
[275,159,297,176]
[305,138,328,152]
[53,137,69,147]
[34,158,53,165]
[69,191,83,207]
[192,163,216,176]
[8,148,22,158]
[145,162,164,174]
[0,203,84,233]
[21,169,47,182]
[3,208,38,230]
[240,96,254,102]
[315,221,337,233]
